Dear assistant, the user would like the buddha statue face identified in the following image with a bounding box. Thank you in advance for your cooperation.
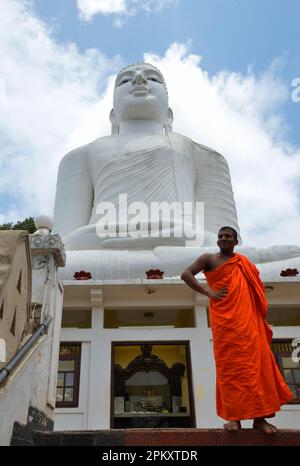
[110,63,173,133]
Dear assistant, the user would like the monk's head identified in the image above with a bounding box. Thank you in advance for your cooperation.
[217,226,238,252]
[110,62,173,134]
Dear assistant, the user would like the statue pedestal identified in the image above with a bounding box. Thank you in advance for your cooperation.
[58,246,300,282]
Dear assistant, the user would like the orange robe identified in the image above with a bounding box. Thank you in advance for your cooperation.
[204,253,293,421]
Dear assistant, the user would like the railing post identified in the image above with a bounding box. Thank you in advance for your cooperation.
[29,232,65,412]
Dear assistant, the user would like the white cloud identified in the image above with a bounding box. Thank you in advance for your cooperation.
[77,0,127,21]
[77,0,176,23]
[144,43,300,246]
[0,0,122,220]
[0,1,299,248]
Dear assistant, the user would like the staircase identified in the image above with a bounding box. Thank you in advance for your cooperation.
[0,231,65,446]
[33,428,300,446]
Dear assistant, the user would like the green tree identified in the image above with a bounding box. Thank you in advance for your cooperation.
[0,222,13,230]
[0,217,36,234]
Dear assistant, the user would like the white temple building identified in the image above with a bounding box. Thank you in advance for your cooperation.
[54,266,300,430]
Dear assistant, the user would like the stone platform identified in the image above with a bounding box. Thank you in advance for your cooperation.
[33,429,300,446]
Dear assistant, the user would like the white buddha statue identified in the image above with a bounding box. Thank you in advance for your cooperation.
[53,62,240,250]
[53,63,300,279]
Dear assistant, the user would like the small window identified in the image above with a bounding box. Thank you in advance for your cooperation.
[56,343,81,407]
[271,340,300,404]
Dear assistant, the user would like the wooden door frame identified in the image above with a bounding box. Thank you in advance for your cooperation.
[110,340,196,428]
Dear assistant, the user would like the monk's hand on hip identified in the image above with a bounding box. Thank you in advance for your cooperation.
[208,287,228,299]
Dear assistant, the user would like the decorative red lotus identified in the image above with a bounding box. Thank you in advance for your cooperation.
[280,268,299,277]
[145,269,164,279]
[73,270,92,280]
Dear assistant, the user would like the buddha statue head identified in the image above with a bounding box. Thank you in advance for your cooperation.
[110,62,174,135]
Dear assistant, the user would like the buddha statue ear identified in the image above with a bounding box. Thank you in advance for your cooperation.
[164,107,173,133]
[110,109,119,135]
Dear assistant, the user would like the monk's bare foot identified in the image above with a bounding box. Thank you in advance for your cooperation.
[223,420,241,431]
[253,418,278,434]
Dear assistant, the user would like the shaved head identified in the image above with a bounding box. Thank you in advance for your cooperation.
[219,226,238,242]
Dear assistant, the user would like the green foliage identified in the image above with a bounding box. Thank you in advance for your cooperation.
[0,217,36,234]
[0,222,13,230]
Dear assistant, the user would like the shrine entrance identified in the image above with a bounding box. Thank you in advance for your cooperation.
[111,342,195,428]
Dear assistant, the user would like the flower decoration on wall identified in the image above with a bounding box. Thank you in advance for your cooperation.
[280,268,299,277]
[145,269,164,279]
[73,270,92,280]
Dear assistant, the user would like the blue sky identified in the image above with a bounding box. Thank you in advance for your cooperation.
[0,0,299,246]
[33,0,300,145]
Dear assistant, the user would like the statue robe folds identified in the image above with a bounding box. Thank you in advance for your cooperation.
[204,254,293,421]
[53,133,240,249]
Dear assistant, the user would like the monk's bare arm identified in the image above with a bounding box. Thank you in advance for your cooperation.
[181,254,227,299]
[181,254,212,297]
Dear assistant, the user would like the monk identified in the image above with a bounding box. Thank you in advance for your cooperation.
[181,226,294,434]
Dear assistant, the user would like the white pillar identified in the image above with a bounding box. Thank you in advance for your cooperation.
[87,288,110,428]
[191,294,220,427]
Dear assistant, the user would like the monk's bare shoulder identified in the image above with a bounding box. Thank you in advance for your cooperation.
[186,253,215,274]
[201,253,220,272]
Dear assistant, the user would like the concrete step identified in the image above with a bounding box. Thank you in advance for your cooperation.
[33,428,300,446]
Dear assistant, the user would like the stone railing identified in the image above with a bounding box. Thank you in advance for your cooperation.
[29,234,65,269]
[0,231,32,368]
[0,228,66,445]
